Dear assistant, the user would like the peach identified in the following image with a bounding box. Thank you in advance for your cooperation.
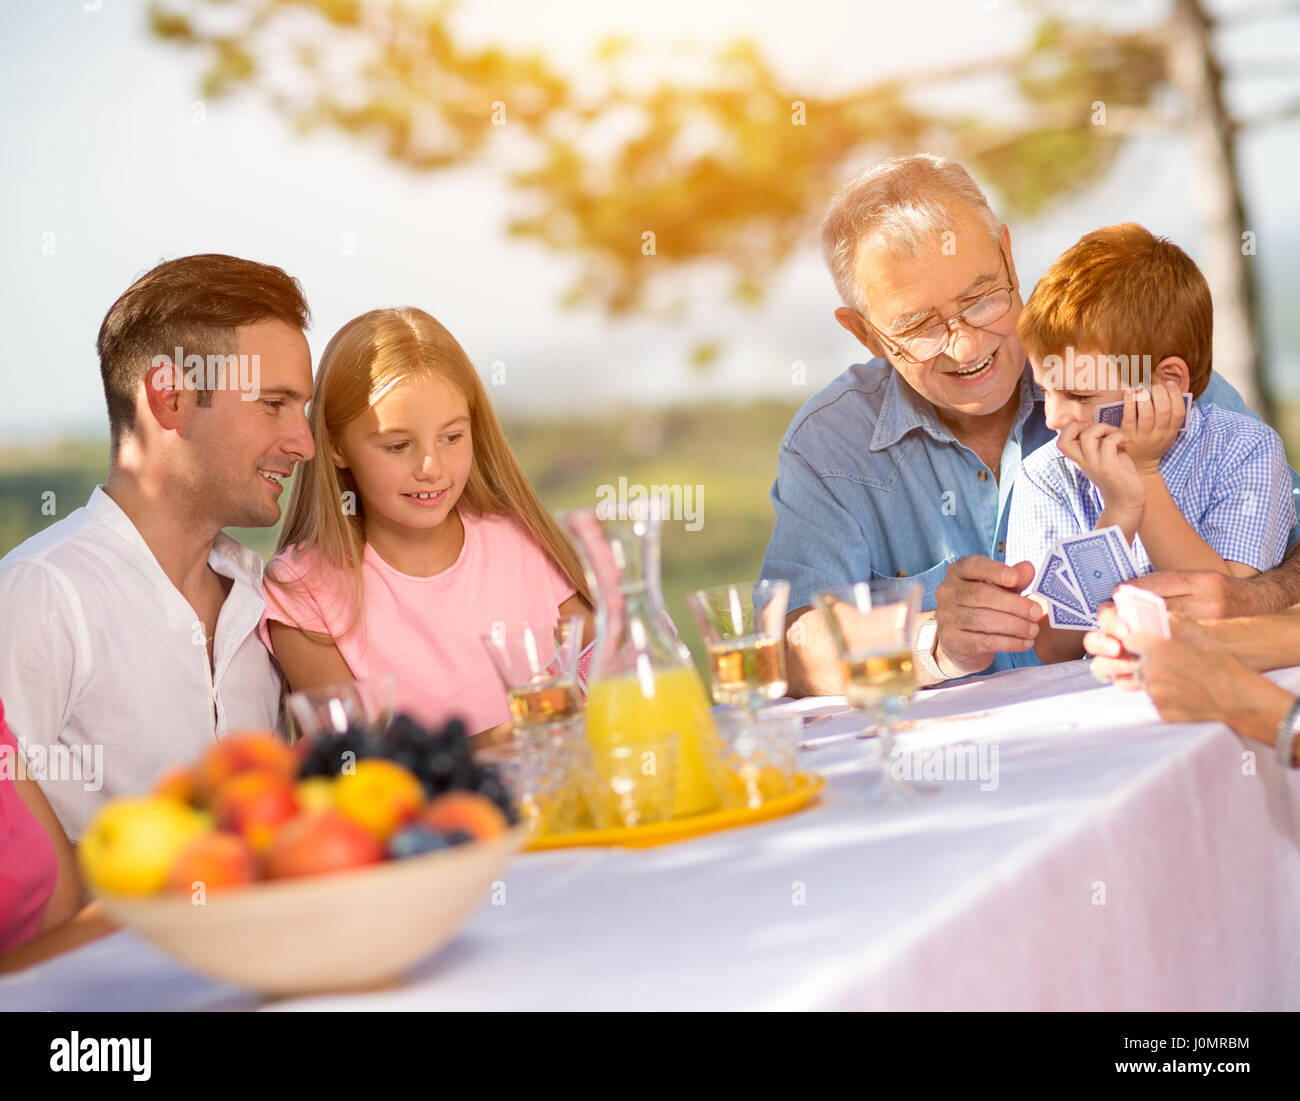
[153,765,203,808]
[200,730,296,796]
[212,771,300,853]
[334,759,425,842]
[168,832,258,894]
[420,791,507,841]
[264,811,385,880]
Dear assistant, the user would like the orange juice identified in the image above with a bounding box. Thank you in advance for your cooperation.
[584,664,722,818]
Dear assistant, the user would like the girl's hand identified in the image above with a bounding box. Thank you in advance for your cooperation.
[1119,380,1185,475]
[1057,421,1145,521]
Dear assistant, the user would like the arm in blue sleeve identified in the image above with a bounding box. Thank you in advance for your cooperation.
[760,444,872,612]
[1200,372,1300,548]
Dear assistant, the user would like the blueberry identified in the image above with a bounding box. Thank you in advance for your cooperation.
[387,825,452,859]
[443,829,474,847]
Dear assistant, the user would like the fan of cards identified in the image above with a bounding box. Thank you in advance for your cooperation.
[1093,391,1193,430]
[1028,525,1170,638]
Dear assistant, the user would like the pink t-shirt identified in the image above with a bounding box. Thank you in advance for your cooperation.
[258,510,577,735]
[0,699,59,955]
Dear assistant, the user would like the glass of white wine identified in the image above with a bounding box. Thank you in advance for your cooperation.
[481,616,585,730]
[814,580,931,799]
[685,580,790,713]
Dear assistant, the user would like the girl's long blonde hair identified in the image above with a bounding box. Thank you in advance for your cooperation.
[267,307,590,638]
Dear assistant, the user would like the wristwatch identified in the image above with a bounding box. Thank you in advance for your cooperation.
[1277,698,1300,769]
[914,616,945,682]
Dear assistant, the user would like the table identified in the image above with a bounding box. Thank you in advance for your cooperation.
[4,660,1300,1011]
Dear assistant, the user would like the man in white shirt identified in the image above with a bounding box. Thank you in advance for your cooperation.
[0,254,315,840]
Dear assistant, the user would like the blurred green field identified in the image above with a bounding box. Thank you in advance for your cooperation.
[0,399,802,665]
[8,396,1300,670]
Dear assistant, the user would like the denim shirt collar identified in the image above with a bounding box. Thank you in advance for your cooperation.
[869,362,1042,453]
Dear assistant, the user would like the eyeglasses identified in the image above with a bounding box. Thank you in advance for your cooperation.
[863,247,1015,365]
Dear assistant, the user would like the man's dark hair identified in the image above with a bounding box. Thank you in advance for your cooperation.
[96,253,311,448]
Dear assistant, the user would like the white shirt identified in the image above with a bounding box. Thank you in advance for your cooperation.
[0,486,281,840]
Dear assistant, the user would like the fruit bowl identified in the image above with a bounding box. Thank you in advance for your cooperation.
[94,824,528,996]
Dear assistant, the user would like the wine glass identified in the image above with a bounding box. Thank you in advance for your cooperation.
[481,616,585,730]
[285,676,396,742]
[814,580,932,799]
[685,580,790,714]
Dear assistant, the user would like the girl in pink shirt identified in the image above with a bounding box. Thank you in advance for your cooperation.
[259,308,593,737]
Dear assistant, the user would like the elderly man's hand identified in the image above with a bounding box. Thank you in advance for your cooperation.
[1116,569,1275,620]
[933,556,1039,677]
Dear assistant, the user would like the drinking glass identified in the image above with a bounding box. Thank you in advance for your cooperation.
[474,714,591,835]
[481,616,585,730]
[285,676,395,742]
[703,708,802,809]
[685,580,790,713]
[814,580,932,799]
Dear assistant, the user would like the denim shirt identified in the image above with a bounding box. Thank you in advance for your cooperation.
[760,358,1300,677]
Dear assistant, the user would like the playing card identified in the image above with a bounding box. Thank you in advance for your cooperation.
[1092,392,1192,430]
[1059,526,1137,614]
[1046,601,1095,631]
[1112,584,1171,640]
[1032,549,1089,618]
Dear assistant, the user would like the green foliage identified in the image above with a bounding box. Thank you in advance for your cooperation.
[147,0,1167,317]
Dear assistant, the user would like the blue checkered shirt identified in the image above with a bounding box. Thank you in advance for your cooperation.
[1005,400,1297,578]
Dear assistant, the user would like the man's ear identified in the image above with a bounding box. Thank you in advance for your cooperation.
[835,307,887,359]
[1000,223,1020,294]
[1153,356,1190,394]
[143,358,187,432]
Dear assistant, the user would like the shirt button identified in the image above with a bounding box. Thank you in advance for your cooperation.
[996,541,1006,554]
[896,570,908,577]
[977,470,989,482]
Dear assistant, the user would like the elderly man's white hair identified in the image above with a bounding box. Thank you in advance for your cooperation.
[821,153,1003,319]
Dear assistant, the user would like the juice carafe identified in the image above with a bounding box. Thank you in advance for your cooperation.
[562,499,722,819]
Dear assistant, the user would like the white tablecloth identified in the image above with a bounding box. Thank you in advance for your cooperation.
[5,661,1300,1011]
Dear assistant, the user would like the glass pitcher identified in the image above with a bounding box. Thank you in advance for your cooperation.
[561,497,723,819]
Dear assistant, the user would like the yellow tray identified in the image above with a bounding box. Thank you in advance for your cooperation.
[525,773,826,851]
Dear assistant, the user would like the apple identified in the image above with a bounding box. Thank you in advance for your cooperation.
[79,797,210,896]
[212,771,300,853]
[264,811,385,880]
[168,831,258,894]
[334,759,424,842]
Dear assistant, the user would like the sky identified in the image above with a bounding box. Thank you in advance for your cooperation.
[1,0,1298,443]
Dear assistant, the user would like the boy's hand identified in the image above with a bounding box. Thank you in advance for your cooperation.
[1119,380,1185,474]
[1056,421,1145,522]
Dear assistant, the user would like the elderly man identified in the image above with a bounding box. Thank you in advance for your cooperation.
[0,254,315,838]
[761,154,1300,694]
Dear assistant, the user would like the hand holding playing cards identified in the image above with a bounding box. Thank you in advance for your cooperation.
[1085,596,1200,688]
[1108,381,1186,475]
[1112,627,1267,728]
[1055,421,1145,528]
